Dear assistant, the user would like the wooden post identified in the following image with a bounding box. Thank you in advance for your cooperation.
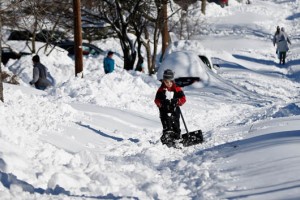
[73,0,83,77]
[0,14,4,102]
[161,1,169,60]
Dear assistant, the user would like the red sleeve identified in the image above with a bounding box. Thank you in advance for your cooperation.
[154,86,164,107]
[175,86,186,106]
[178,95,186,106]
[154,98,161,106]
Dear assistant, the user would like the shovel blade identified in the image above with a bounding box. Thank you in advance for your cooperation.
[181,130,204,147]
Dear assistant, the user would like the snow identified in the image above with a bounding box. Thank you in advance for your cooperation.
[1,0,300,199]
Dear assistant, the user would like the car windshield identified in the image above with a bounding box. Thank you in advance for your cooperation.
[89,48,98,56]
[82,46,99,56]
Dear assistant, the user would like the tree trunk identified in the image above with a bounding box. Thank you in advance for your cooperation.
[143,27,154,75]
[151,23,161,74]
[201,0,206,15]
[121,39,136,71]
[145,44,152,74]
[135,41,143,71]
[179,10,186,39]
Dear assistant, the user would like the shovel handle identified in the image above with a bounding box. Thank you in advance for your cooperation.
[178,107,189,134]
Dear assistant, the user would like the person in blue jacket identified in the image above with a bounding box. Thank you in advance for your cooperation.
[103,51,115,74]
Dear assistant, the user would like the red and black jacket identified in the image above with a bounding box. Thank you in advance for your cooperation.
[154,81,186,107]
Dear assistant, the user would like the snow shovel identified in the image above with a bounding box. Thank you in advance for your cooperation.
[179,107,204,147]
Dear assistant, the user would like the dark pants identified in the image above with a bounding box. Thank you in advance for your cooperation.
[159,107,181,138]
[279,52,286,64]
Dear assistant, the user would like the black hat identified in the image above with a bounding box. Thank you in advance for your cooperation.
[107,51,114,56]
[163,69,174,80]
[32,55,40,62]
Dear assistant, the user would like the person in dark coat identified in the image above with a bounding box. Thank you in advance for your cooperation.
[103,51,115,74]
[154,69,186,139]
[29,55,52,90]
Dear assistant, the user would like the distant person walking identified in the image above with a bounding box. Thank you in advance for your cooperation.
[103,51,115,74]
[277,27,291,65]
[29,55,52,90]
[273,26,281,58]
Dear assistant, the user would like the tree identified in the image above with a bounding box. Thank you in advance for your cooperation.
[2,0,72,55]
[131,8,148,72]
[132,0,174,74]
[129,0,159,74]
[131,0,180,74]
[82,0,144,70]
[201,0,207,14]
[81,0,182,74]
[173,0,197,10]
[173,0,198,39]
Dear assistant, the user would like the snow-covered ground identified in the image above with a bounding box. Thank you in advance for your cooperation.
[1,0,300,199]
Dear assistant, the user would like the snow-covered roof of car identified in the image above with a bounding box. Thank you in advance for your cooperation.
[157,50,211,84]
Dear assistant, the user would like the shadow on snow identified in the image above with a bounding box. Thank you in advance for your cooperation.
[0,170,139,199]
[76,122,139,143]
[197,130,300,156]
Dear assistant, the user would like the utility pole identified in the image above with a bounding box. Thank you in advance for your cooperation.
[0,8,4,102]
[161,0,169,60]
[73,0,83,77]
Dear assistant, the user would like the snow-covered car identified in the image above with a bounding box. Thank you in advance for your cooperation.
[157,51,219,87]
[36,29,68,44]
[208,0,228,7]
[8,29,68,44]
[198,54,219,72]
[1,46,32,65]
[55,41,105,58]
[7,30,32,41]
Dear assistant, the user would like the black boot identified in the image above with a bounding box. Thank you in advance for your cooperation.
[160,130,176,147]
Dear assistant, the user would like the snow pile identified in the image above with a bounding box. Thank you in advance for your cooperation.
[1,0,300,199]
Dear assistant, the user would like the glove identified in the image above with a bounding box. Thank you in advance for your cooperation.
[157,99,168,108]
[159,99,170,112]
[161,99,170,106]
